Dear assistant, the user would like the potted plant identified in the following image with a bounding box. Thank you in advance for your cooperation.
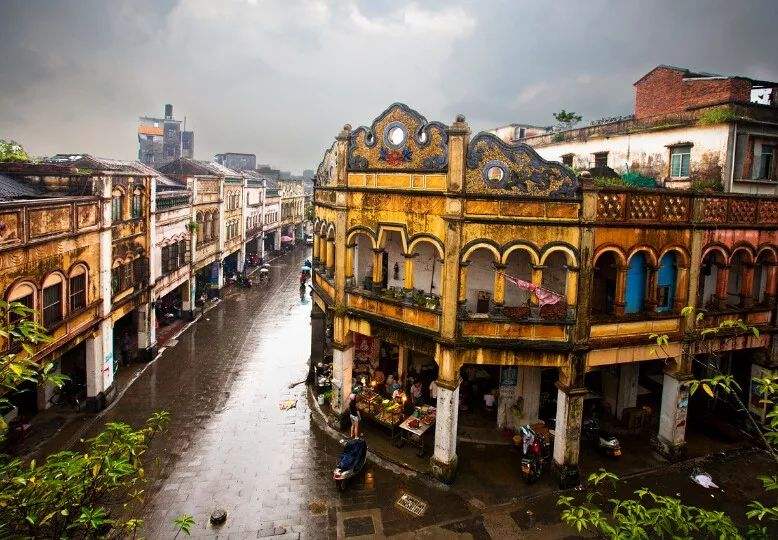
[318,389,333,406]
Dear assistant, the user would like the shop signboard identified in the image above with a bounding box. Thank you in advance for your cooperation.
[500,366,518,388]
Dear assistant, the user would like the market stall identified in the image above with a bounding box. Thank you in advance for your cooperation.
[355,386,404,441]
[396,405,436,456]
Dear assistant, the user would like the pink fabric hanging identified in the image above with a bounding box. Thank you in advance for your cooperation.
[501,272,563,306]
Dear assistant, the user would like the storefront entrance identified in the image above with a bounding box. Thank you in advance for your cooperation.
[112,310,137,371]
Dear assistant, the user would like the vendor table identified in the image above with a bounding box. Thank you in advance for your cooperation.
[356,389,404,439]
[395,406,436,457]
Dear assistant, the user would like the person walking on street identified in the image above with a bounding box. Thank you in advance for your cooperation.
[348,393,360,438]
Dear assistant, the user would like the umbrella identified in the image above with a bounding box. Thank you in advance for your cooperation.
[281,235,294,242]
[300,265,311,271]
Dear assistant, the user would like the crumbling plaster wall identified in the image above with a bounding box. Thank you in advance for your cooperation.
[532,124,729,185]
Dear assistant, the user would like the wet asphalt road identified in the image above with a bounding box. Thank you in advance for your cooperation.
[75,248,469,539]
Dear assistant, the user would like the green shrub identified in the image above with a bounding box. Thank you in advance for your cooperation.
[691,177,725,192]
[621,171,658,188]
[698,107,738,126]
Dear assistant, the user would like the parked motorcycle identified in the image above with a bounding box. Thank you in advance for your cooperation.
[582,417,621,458]
[518,425,551,484]
[333,438,367,491]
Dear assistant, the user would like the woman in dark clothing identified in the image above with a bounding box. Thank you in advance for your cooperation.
[348,393,360,438]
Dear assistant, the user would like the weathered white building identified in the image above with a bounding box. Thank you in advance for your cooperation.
[516,66,778,194]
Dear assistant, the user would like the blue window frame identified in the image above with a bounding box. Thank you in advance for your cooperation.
[625,252,647,314]
[656,252,677,312]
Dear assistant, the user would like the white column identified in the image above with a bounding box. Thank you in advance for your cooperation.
[212,261,224,292]
[274,229,281,251]
[238,244,246,272]
[552,387,584,487]
[137,302,157,361]
[181,279,193,318]
[331,344,354,414]
[616,363,639,420]
[519,366,541,425]
[86,318,114,411]
[431,382,460,482]
[657,373,690,459]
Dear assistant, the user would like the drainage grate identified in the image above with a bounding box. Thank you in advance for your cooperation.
[395,492,428,517]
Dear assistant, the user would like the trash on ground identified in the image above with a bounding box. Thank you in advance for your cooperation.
[279,399,297,410]
[691,472,718,489]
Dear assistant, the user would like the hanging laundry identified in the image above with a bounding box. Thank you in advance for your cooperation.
[501,272,563,306]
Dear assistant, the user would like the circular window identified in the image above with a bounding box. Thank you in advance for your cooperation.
[482,160,509,188]
[417,129,428,144]
[383,122,407,149]
[486,166,504,182]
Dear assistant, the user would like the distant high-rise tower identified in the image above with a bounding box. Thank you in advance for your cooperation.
[138,104,194,168]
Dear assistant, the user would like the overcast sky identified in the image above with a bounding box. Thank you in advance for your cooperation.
[1,0,777,174]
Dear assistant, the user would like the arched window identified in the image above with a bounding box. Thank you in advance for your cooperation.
[205,212,213,241]
[178,239,188,267]
[7,282,36,347]
[42,273,65,327]
[625,252,647,314]
[211,212,219,240]
[698,250,725,309]
[656,252,677,312]
[111,261,122,295]
[111,189,124,222]
[132,188,143,219]
[753,250,776,304]
[196,212,204,244]
[69,264,88,312]
[593,252,618,315]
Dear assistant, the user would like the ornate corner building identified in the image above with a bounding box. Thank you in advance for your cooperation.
[310,103,778,486]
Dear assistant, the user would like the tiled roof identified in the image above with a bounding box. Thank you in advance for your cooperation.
[0,174,50,201]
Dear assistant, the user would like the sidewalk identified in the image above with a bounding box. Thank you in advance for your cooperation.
[307,383,750,508]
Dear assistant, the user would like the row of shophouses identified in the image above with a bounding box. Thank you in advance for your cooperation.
[0,154,306,421]
[311,65,778,486]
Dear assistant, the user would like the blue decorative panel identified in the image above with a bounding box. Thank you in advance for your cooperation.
[625,253,647,314]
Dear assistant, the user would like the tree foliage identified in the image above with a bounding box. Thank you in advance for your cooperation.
[0,301,61,435]
[559,307,778,538]
[0,300,173,537]
[0,140,31,163]
[553,109,582,130]
[0,411,170,537]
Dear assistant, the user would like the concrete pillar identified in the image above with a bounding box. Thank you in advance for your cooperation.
[210,261,223,298]
[237,244,246,273]
[37,362,61,410]
[326,240,335,277]
[403,254,414,291]
[310,303,325,380]
[497,369,518,430]
[565,267,578,307]
[616,363,639,420]
[274,229,281,251]
[492,264,506,310]
[85,319,115,412]
[530,264,543,306]
[257,235,264,261]
[397,346,407,381]
[372,248,383,289]
[715,264,730,309]
[345,244,355,286]
[614,264,627,316]
[552,387,585,488]
[431,381,460,483]
[331,343,354,414]
[181,279,194,320]
[675,265,689,312]
[646,265,659,311]
[765,264,778,305]
[741,262,755,308]
[656,372,691,460]
[518,366,541,425]
[137,302,157,362]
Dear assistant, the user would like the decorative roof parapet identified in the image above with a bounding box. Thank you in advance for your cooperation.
[464,133,579,198]
[347,103,448,172]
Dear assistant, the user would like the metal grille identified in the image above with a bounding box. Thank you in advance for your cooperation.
[395,493,428,517]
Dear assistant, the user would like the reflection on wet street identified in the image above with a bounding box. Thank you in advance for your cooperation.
[74,247,468,538]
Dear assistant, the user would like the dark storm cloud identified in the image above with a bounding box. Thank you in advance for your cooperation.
[1,0,776,173]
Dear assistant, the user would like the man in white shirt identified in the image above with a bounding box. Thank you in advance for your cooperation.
[429,379,438,403]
